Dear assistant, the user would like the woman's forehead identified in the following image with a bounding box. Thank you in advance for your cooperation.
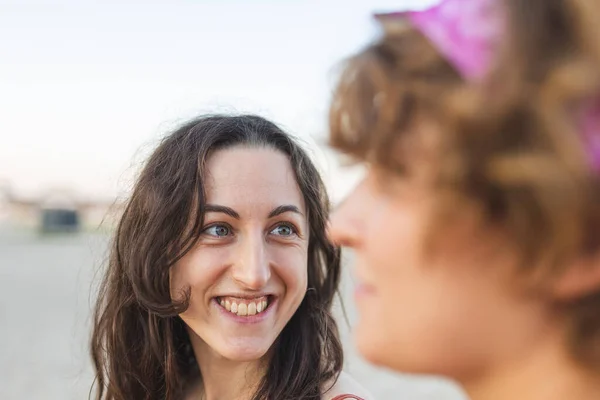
[203,147,306,214]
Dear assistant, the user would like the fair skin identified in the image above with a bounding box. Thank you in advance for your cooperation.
[328,167,600,400]
[170,146,309,400]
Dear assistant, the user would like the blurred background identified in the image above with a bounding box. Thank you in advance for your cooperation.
[0,0,466,398]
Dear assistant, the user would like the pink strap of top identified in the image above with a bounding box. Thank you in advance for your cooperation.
[330,395,365,400]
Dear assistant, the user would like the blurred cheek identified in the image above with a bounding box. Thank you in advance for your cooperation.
[361,199,422,285]
[353,214,514,373]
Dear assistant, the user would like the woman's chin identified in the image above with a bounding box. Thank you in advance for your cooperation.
[217,339,272,362]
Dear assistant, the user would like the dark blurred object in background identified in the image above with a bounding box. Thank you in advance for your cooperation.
[41,207,80,234]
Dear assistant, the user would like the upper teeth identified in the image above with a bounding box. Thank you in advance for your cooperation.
[219,297,269,317]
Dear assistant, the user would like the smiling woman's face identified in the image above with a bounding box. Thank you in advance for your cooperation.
[170,146,309,362]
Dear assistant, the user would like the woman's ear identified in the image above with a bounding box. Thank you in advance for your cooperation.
[551,253,600,300]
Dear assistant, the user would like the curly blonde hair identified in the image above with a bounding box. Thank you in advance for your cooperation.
[329,0,600,371]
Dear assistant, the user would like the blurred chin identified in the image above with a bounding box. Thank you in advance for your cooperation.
[354,321,461,375]
[353,318,391,367]
[355,329,421,373]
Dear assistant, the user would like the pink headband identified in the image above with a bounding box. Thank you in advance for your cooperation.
[376,0,504,81]
[376,0,600,171]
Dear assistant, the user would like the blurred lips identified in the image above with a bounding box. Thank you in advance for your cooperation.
[354,280,376,300]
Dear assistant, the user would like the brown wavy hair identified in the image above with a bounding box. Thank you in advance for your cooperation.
[329,0,600,371]
[91,114,343,399]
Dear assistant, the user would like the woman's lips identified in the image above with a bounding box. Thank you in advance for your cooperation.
[213,295,278,325]
[215,295,271,317]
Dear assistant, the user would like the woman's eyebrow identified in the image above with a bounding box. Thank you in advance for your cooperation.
[268,205,303,218]
[204,204,240,219]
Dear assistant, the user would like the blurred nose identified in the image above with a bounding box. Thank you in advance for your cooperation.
[231,230,271,289]
[328,182,366,249]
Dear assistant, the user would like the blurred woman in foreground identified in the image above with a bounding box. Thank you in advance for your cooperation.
[328,0,600,399]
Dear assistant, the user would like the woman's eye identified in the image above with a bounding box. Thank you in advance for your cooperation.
[270,224,296,237]
[203,225,231,237]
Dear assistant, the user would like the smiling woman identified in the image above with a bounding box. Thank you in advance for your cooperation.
[90,114,371,400]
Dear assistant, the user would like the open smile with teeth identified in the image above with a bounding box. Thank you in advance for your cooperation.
[217,295,271,317]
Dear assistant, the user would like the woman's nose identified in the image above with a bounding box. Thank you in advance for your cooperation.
[231,233,271,289]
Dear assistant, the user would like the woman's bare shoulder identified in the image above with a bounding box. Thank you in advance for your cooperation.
[322,371,374,400]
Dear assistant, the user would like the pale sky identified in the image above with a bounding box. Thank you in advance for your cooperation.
[0,0,435,202]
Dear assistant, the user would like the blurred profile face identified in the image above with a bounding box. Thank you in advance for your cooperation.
[170,146,308,362]
[328,167,553,378]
